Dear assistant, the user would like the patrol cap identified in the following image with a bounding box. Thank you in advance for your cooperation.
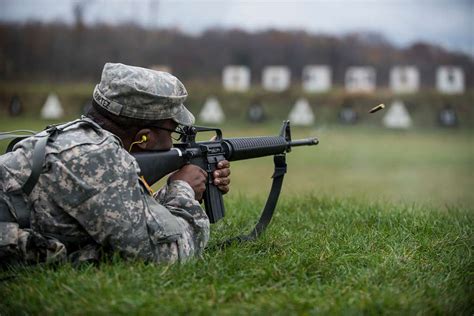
[93,63,195,125]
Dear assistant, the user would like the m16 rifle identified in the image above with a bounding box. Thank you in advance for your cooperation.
[133,120,318,243]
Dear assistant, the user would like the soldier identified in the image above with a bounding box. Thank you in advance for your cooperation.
[0,63,231,265]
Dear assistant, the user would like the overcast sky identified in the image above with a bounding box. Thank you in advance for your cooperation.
[1,0,473,56]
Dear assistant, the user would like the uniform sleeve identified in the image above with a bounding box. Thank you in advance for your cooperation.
[154,180,210,251]
[0,140,35,192]
[40,140,209,263]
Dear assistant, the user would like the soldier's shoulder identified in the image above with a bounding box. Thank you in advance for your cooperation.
[47,118,123,154]
[10,118,121,153]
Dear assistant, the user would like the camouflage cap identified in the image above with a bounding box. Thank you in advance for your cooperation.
[93,63,195,125]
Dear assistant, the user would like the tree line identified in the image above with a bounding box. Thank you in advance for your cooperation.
[0,22,472,87]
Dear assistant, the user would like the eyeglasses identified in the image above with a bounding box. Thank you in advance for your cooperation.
[150,125,186,141]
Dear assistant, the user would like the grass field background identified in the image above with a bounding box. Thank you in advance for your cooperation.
[1,197,472,314]
[0,115,473,314]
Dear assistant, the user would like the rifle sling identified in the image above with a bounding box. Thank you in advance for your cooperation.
[22,131,51,196]
[221,154,287,247]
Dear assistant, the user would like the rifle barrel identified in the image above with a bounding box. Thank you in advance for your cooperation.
[289,137,319,147]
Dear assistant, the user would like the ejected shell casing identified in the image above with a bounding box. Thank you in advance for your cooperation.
[369,104,385,113]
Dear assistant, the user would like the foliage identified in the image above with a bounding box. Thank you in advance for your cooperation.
[0,22,472,85]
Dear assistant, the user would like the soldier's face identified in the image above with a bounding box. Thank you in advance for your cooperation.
[149,119,177,150]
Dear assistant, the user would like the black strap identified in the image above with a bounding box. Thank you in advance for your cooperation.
[221,154,287,247]
[5,137,28,153]
[22,130,53,196]
[10,130,55,228]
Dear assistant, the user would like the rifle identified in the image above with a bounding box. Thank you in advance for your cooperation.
[133,120,318,243]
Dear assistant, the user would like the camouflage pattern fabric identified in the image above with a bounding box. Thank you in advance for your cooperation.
[0,118,209,265]
[93,63,195,125]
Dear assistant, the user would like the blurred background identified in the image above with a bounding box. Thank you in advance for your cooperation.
[0,0,473,209]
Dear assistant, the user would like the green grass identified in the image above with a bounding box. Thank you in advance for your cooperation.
[1,118,472,314]
[1,196,472,314]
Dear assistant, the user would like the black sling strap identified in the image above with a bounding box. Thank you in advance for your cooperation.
[22,130,53,196]
[220,154,287,247]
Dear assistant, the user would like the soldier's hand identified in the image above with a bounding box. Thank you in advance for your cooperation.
[213,160,231,194]
[169,164,207,201]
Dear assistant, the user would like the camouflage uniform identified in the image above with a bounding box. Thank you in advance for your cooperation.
[0,63,209,265]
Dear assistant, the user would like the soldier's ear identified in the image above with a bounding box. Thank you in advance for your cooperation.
[134,129,152,150]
